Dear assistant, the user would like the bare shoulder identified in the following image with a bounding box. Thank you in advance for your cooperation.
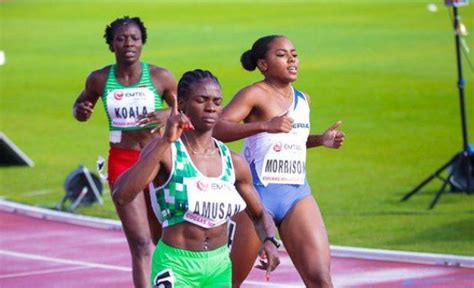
[148,64,174,80]
[148,64,176,96]
[233,81,268,105]
[88,66,109,80]
[85,66,110,95]
[230,150,251,176]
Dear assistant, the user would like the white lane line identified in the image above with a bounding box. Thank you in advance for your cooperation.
[0,250,131,272]
[0,266,89,279]
[331,245,474,268]
[0,199,122,231]
[2,199,473,268]
[333,267,451,287]
[23,189,53,197]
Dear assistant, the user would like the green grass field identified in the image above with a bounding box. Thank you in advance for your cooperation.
[1,0,473,256]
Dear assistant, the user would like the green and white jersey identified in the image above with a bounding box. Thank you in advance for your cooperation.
[101,63,164,131]
[150,138,246,229]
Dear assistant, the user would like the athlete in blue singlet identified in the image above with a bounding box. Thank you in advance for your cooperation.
[213,35,345,288]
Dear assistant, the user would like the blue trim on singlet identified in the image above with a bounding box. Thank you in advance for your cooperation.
[293,88,306,111]
[249,161,311,225]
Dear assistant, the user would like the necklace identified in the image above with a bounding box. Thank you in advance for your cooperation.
[264,80,292,98]
[182,133,217,156]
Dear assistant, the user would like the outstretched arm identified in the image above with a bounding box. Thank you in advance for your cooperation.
[232,152,280,276]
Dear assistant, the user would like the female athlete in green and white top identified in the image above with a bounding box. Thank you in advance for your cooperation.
[73,16,176,288]
[113,69,280,287]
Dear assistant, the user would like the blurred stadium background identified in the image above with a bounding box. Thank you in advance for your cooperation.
[0,0,472,256]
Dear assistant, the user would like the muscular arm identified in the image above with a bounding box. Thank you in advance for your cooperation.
[232,151,280,273]
[73,69,106,122]
[213,87,266,142]
[137,66,177,127]
[232,152,276,240]
[154,67,177,108]
[151,66,177,106]
[214,85,294,143]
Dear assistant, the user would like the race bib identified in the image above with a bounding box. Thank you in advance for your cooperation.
[184,178,246,229]
[260,140,306,186]
[106,87,155,128]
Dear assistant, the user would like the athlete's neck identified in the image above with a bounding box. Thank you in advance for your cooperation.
[263,79,290,90]
[262,79,292,99]
[115,62,142,85]
[182,131,215,155]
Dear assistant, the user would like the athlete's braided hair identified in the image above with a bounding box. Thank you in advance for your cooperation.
[104,16,147,52]
[241,35,284,71]
[177,69,220,102]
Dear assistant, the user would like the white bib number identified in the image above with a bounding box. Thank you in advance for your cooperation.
[184,178,246,229]
[260,140,306,185]
[106,87,155,128]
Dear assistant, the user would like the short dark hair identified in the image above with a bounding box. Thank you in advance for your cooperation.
[177,69,220,102]
[240,35,284,71]
[104,16,147,52]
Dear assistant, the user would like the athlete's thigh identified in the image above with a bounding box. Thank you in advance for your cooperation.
[279,196,331,277]
[114,190,152,240]
[230,211,261,286]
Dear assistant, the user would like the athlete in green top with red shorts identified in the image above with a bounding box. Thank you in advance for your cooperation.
[73,16,176,288]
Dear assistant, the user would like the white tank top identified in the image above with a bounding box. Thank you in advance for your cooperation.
[243,87,310,186]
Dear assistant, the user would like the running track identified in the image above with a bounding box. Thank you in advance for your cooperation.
[1,207,473,287]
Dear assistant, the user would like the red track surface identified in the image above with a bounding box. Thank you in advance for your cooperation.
[1,211,473,287]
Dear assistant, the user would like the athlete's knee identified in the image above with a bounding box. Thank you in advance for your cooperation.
[231,276,245,288]
[128,236,152,258]
[304,269,333,288]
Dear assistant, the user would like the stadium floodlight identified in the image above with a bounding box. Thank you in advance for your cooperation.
[402,2,473,209]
